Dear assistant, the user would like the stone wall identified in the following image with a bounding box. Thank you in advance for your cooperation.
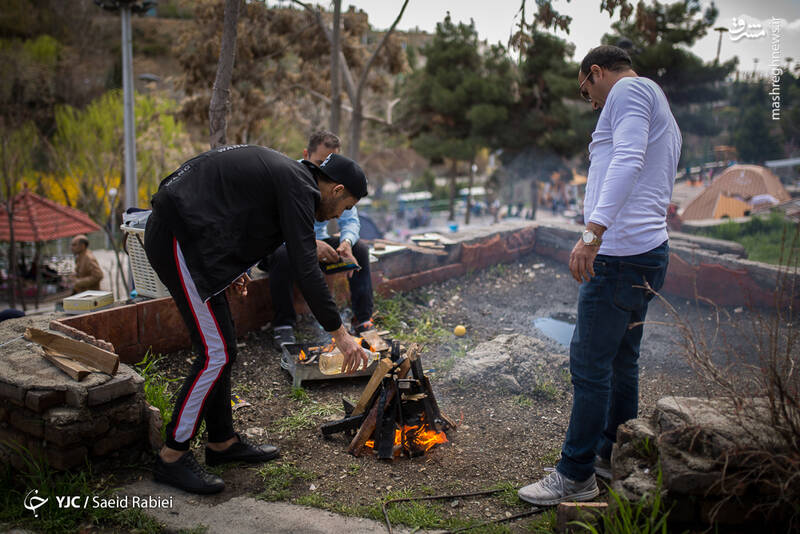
[0,317,155,471]
[611,396,795,530]
[0,363,150,470]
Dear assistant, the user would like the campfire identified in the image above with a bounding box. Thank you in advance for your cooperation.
[322,343,454,459]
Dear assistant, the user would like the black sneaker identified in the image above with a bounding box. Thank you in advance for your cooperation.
[273,326,296,350]
[153,451,225,495]
[351,318,375,335]
[205,434,280,466]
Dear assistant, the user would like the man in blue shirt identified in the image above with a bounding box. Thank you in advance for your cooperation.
[265,132,374,348]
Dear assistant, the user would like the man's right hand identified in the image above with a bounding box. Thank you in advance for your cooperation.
[316,240,339,264]
[329,325,368,373]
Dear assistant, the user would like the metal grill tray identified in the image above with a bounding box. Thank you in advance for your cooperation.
[280,342,378,388]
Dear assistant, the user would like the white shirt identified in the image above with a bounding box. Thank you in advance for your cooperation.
[585,76,682,256]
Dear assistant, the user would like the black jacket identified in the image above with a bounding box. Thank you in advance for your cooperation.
[150,145,341,331]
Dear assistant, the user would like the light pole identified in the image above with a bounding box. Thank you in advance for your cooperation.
[94,1,156,211]
[714,27,728,65]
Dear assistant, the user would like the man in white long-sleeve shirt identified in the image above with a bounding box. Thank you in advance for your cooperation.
[519,45,681,505]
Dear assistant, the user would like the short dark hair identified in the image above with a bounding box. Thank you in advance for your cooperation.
[307,131,341,154]
[580,45,632,75]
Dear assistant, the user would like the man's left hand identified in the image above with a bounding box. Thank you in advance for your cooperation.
[231,273,251,296]
[336,240,360,279]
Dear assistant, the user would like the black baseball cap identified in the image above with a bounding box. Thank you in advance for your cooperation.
[301,153,369,199]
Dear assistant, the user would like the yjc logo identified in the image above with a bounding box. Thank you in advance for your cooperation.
[23,489,48,518]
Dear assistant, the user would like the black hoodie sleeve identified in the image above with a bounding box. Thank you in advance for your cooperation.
[277,173,342,332]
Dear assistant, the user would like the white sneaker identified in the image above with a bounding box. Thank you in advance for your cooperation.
[594,455,612,480]
[518,470,599,506]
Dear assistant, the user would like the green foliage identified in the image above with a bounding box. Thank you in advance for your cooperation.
[727,81,784,163]
[401,14,514,166]
[257,462,316,501]
[572,470,672,534]
[698,212,800,265]
[0,121,40,199]
[373,292,448,346]
[135,350,179,441]
[44,90,194,220]
[22,34,60,66]
[0,443,164,533]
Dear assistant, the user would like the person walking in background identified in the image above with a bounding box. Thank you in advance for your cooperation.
[266,131,375,349]
[518,45,681,505]
[70,234,103,294]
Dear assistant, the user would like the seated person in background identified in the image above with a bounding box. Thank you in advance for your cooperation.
[70,234,103,294]
[265,131,374,349]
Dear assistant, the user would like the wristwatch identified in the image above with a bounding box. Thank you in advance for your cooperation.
[582,229,602,247]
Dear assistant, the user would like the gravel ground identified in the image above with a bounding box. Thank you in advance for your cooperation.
[143,251,768,532]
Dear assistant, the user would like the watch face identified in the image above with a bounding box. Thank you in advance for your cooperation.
[582,230,593,244]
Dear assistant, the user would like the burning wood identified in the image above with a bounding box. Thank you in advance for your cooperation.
[321,342,454,460]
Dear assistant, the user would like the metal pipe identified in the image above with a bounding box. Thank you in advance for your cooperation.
[120,5,137,210]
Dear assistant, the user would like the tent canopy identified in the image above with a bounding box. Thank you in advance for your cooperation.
[0,186,100,242]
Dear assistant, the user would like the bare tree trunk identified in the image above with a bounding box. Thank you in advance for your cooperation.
[209,0,242,149]
[448,160,457,222]
[465,158,474,225]
[329,0,341,134]
[347,0,410,161]
[34,242,41,309]
[530,179,538,221]
[5,206,16,309]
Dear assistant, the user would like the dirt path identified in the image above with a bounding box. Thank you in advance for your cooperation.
[143,251,761,532]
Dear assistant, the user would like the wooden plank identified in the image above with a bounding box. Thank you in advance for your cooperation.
[41,348,91,381]
[25,328,118,375]
[360,330,389,352]
[352,358,393,417]
[348,347,418,456]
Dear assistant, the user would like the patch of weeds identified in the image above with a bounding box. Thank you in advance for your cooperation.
[271,402,339,435]
[633,437,658,464]
[294,493,329,508]
[490,481,522,507]
[176,526,209,534]
[514,394,534,408]
[256,462,316,501]
[560,368,571,384]
[526,508,557,533]
[347,463,361,476]
[439,355,457,373]
[136,350,180,441]
[290,386,309,402]
[0,443,165,533]
[367,491,446,531]
[532,378,559,400]
[540,447,561,466]
[572,468,671,534]
[374,292,448,346]
[489,263,509,278]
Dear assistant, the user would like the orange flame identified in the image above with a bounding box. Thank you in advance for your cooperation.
[365,420,448,455]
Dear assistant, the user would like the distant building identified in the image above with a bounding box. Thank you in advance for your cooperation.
[681,165,791,220]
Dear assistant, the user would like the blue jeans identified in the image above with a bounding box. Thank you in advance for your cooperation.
[556,241,669,482]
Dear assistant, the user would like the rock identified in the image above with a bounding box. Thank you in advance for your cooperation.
[446,334,568,393]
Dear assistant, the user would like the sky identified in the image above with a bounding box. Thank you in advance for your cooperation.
[340,0,800,76]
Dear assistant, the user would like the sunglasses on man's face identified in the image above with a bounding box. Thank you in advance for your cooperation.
[579,73,593,103]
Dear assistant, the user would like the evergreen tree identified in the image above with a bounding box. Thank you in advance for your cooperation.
[400,15,514,221]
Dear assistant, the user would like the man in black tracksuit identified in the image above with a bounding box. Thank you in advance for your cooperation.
[145,144,369,494]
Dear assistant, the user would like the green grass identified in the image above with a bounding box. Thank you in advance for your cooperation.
[374,292,449,345]
[0,443,165,533]
[514,394,534,408]
[256,462,316,501]
[135,350,180,441]
[540,447,562,466]
[527,508,558,533]
[697,212,800,265]
[271,402,339,435]
[572,469,672,534]
[531,378,559,400]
